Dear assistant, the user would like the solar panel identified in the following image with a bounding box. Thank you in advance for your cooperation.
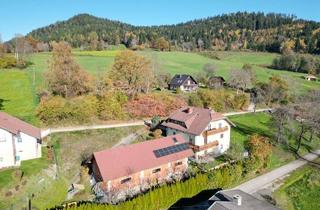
[153,143,189,158]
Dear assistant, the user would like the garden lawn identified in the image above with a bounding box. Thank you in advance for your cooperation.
[229,112,295,168]
[273,161,320,210]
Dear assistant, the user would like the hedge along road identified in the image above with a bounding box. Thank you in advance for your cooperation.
[40,108,271,138]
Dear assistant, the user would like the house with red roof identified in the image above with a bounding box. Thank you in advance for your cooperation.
[162,106,234,158]
[92,134,193,195]
[0,112,42,169]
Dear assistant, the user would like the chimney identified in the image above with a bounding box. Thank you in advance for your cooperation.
[186,107,193,114]
[233,194,242,206]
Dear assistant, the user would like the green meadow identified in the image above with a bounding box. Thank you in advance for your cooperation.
[0,50,319,124]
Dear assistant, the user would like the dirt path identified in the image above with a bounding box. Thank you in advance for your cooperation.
[41,109,271,138]
[112,128,146,148]
[233,150,320,194]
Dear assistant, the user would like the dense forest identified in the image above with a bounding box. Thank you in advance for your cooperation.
[5,12,320,54]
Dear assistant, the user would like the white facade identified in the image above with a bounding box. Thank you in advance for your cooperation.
[166,119,231,158]
[0,128,41,169]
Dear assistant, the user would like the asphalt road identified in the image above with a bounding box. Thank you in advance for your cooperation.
[234,150,320,194]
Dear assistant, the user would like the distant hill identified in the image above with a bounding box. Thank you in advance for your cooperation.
[23,12,320,54]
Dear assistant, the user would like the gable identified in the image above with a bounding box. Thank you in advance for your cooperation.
[169,74,197,86]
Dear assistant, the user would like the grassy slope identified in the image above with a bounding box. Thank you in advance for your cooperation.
[1,50,320,124]
[0,126,143,209]
[273,161,320,210]
[229,112,295,168]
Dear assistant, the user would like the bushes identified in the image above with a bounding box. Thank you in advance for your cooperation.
[98,91,128,120]
[0,55,17,68]
[37,96,98,125]
[189,89,250,112]
[126,93,187,118]
[272,53,320,75]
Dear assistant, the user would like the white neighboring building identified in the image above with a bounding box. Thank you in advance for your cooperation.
[0,112,42,169]
[162,106,234,158]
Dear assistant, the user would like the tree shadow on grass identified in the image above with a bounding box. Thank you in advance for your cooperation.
[233,121,271,138]
[0,98,8,110]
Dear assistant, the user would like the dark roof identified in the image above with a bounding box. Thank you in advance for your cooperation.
[169,74,197,86]
[208,189,280,210]
[0,112,41,139]
[209,76,225,82]
[93,134,194,181]
[162,106,231,135]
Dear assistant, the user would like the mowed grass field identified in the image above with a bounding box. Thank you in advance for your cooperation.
[0,50,319,124]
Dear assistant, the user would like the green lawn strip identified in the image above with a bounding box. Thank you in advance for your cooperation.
[0,147,50,190]
[273,162,320,210]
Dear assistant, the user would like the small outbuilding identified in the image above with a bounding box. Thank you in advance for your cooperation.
[208,76,226,89]
[305,75,317,81]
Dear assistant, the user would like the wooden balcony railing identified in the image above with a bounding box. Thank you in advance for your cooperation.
[202,126,228,138]
[189,140,219,152]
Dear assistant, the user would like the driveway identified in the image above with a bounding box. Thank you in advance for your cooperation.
[234,150,320,194]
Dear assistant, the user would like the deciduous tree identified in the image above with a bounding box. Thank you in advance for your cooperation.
[45,42,93,97]
[107,50,153,97]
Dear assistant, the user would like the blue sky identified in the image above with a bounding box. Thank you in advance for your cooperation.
[1,0,319,41]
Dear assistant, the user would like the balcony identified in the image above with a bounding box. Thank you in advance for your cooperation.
[189,140,219,152]
[202,126,228,138]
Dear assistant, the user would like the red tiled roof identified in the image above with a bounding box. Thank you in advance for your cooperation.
[93,134,194,181]
[0,112,41,139]
[162,106,225,135]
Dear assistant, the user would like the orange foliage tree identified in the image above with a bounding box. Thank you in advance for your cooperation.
[126,93,187,118]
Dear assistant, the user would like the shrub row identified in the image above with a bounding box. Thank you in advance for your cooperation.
[188,89,250,112]
[37,92,187,125]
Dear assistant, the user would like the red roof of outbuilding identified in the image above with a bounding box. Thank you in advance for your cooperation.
[93,134,194,181]
[0,112,41,139]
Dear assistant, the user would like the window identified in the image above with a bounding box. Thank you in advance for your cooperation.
[175,161,183,166]
[152,168,161,173]
[17,133,22,143]
[0,133,5,142]
[220,134,224,139]
[120,177,131,184]
[0,157,3,162]
[15,156,20,161]
[219,123,222,128]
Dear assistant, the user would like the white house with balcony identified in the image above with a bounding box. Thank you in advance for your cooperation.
[0,112,42,169]
[162,106,234,158]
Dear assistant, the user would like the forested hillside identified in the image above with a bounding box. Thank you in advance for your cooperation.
[6,12,320,54]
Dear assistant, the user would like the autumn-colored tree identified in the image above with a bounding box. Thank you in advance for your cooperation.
[247,134,272,169]
[45,42,93,97]
[126,93,186,117]
[107,50,153,97]
[156,37,170,51]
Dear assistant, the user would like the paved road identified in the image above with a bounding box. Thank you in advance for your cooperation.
[41,108,271,138]
[234,150,320,194]
[222,108,271,117]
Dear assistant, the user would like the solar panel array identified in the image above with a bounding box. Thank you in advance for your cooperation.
[153,143,189,158]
